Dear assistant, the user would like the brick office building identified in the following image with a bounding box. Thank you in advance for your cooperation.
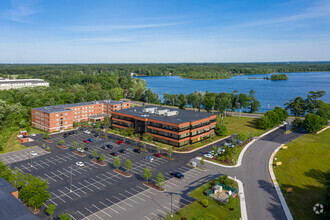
[112,106,216,147]
[32,100,130,133]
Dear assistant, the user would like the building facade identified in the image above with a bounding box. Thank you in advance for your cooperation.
[112,106,216,147]
[0,79,49,90]
[32,100,130,132]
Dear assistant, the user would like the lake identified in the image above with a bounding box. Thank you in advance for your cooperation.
[136,71,330,112]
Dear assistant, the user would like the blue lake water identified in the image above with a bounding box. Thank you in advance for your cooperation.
[136,72,330,112]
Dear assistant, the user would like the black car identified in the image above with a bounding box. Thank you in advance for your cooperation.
[119,149,126,154]
[84,147,89,151]
[106,144,113,149]
[63,133,68,136]
[101,145,109,150]
[69,131,75,135]
[133,149,141,153]
[94,134,99,137]
[170,172,184,179]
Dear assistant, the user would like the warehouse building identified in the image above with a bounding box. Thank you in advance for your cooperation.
[32,100,130,132]
[0,79,49,90]
[112,106,216,147]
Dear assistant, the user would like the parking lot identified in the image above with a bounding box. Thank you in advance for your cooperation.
[6,129,230,219]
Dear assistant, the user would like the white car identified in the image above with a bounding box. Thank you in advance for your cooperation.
[83,130,91,134]
[30,151,38,156]
[76,161,84,167]
[204,154,213,159]
[30,133,36,137]
[144,156,154,162]
[77,148,85,153]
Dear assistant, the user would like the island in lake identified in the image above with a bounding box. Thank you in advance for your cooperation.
[248,73,289,80]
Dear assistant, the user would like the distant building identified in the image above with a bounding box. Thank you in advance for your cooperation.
[0,79,49,90]
[112,106,216,147]
[32,100,130,132]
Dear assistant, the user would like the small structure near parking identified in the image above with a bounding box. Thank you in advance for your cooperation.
[204,183,238,203]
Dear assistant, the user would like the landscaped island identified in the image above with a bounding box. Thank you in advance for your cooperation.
[248,73,288,80]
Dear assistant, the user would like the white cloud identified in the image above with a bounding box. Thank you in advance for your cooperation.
[1,0,42,23]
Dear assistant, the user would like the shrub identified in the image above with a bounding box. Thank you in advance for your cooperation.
[215,124,228,136]
[303,113,325,133]
[142,132,153,142]
[258,115,271,129]
[237,132,247,142]
[201,199,209,207]
[46,146,50,151]
[293,118,303,129]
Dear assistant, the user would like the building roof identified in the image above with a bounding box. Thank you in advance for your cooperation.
[115,106,215,124]
[0,178,17,194]
[0,178,39,220]
[0,79,48,85]
[33,100,130,114]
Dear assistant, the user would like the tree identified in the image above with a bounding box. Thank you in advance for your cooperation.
[285,97,306,117]
[214,123,228,136]
[125,127,135,136]
[58,139,64,145]
[230,91,239,112]
[125,159,132,173]
[214,93,231,118]
[156,146,161,153]
[19,176,51,211]
[156,173,166,188]
[99,154,105,162]
[46,204,56,219]
[167,147,174,158]
[42,143,46,149]
[273,107,289,121]
[72,141,78,150]
[303,113,325,133]
[59,213,72,220]
[91,150,98,158]
[237,132,247,142]
[265,110,280,126]
[103,115,111,128]
[188,92,202,111]
[258,116,271,129]
[249,89,261,113]
[201,157,205,166]
[46,146,50,151]
[293,118,303,129]
[142,132,153,142]
[44,133,50,139]
[143,167,152,183]
[211,146,219,156]
[238,93,250,117]
[113,157,121,169]
[81,144,85,150]
[203,93,217,113]
[201,198,209,207]
[177,94,187,109]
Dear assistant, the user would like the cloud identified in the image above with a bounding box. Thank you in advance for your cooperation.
[231,0,330,28]
[68,22,180,32]
[1,0,42,23]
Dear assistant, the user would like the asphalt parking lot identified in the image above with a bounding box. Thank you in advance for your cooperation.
[6,129,231,219]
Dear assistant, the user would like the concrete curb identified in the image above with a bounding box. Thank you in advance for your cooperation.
[197,123,286,168]
[268,145,293,220]
[229,176,248,220]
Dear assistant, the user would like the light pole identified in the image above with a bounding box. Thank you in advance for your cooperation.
[70,164,73,192]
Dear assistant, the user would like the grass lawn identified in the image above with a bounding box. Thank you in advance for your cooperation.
[0,128,45,155]
[222,116,269,137]
[165,179,241,220]
[274,129,330,220]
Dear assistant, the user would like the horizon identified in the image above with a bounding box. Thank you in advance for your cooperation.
[1,0,330,63]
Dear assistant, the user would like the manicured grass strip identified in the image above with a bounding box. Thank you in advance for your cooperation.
[274,129,330,220]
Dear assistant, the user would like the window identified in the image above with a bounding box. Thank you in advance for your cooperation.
[65,121,68,124]
[56,119,59,121]
[56,123,59,126]
[65,113,67,116]
[60,114,63,116]
[56,114,59,117]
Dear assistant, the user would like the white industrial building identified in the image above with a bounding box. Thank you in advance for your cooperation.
[0,79,49,90]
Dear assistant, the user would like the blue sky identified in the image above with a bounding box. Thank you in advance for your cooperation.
[0,0,330,63]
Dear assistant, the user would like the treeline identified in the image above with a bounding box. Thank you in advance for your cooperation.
[270,74,288,80]
[1,62,330,80]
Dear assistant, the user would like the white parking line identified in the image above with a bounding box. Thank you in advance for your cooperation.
[85,207,102,220]
[77,210,89,220]
[107,197,126,210]
[157,209,167,215]
[118,193,137,205]
[124,190,145,201]
[144,216,152,220]
[92,204,112,218]
[58,189,73,200]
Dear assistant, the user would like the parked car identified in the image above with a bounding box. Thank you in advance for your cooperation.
[83,140,90,143]
[133,149,141,153]
[77,148,85,153]
[144,156,154,162]
[153,153,162,158]
[87,138,94,142]
[30,151,38,156]
[83,130,91,134]
[170,172,184,179]
[101,145,109,150]
[94,134,99,137]
[204,154,213,159]
[106,144,113,149]
[110,152,118,156]
[119,149,126,154]
[84,147,89,151]
[30,133,36,137]
[76,161,84,167]
[117,140,123,145]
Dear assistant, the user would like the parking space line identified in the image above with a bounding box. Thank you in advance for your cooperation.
[107,198,126,210]
[44,174,57,182]
[51,192,65,203]
[118,193,137,205]
[58,189,73,200]
[77,210,89,220]
[85,207,102,220]
[157,208,167,215]
[92,204,112,218]
[69,214,77,220]
[129,188,151,198]
[163,206,171,211]
[124,190,145,201]
[78,182,93,192]
[64,187,81,197]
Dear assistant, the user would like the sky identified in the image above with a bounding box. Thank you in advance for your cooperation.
[0,0,330,63]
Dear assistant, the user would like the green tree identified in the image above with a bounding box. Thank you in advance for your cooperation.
[238,93,250,117]
[285,97,306,117]
[156,173,166,188]
[103,115,111,128]
[142,132,153,142]
[237,132,247,142]
[113,157,121,169]
[203,93,217,113]
[58,139,64,145]
[125,159,132,173]
[303,113,325,133]
[46,146,50,151]
[201,157,205,166]
[44,133,50,139]
[258,116,271,129]
[59,213,71,220]
[91,150,98,158]
[167,147,174,158]
[143,167,151,183]
[177,94,187,109]
[273,107,289,121]
[214,93,231,118]
[125,127,135,136]
[187,92,202,111]
[42,144,46,149]
[81,144,85,150]
[99,154,105,162]
[249,89,261,113]
[72,141,78,150]
[214,123,228,136]
[46,204,56,219]
[156,146,161,154]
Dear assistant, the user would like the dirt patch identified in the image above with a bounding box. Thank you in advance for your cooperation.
[134,147,148,152]
[162,155,174,160]
[57,144,68,149]
[114,169,132,177]
[43,139,53,143]
[143,182,165,191]
[73,151,86,157]
[24,203,40,214]
[91,159,106,166]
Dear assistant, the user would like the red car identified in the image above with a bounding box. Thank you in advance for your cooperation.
[83,140,90,143]
[117,141,123,144]
[110,152,118,156]
[153,153,162,158]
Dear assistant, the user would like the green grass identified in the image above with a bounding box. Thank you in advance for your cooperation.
[222,116,269,137]
[165,179,241,220]
[0,128,45,154]
[274,129,330,220]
